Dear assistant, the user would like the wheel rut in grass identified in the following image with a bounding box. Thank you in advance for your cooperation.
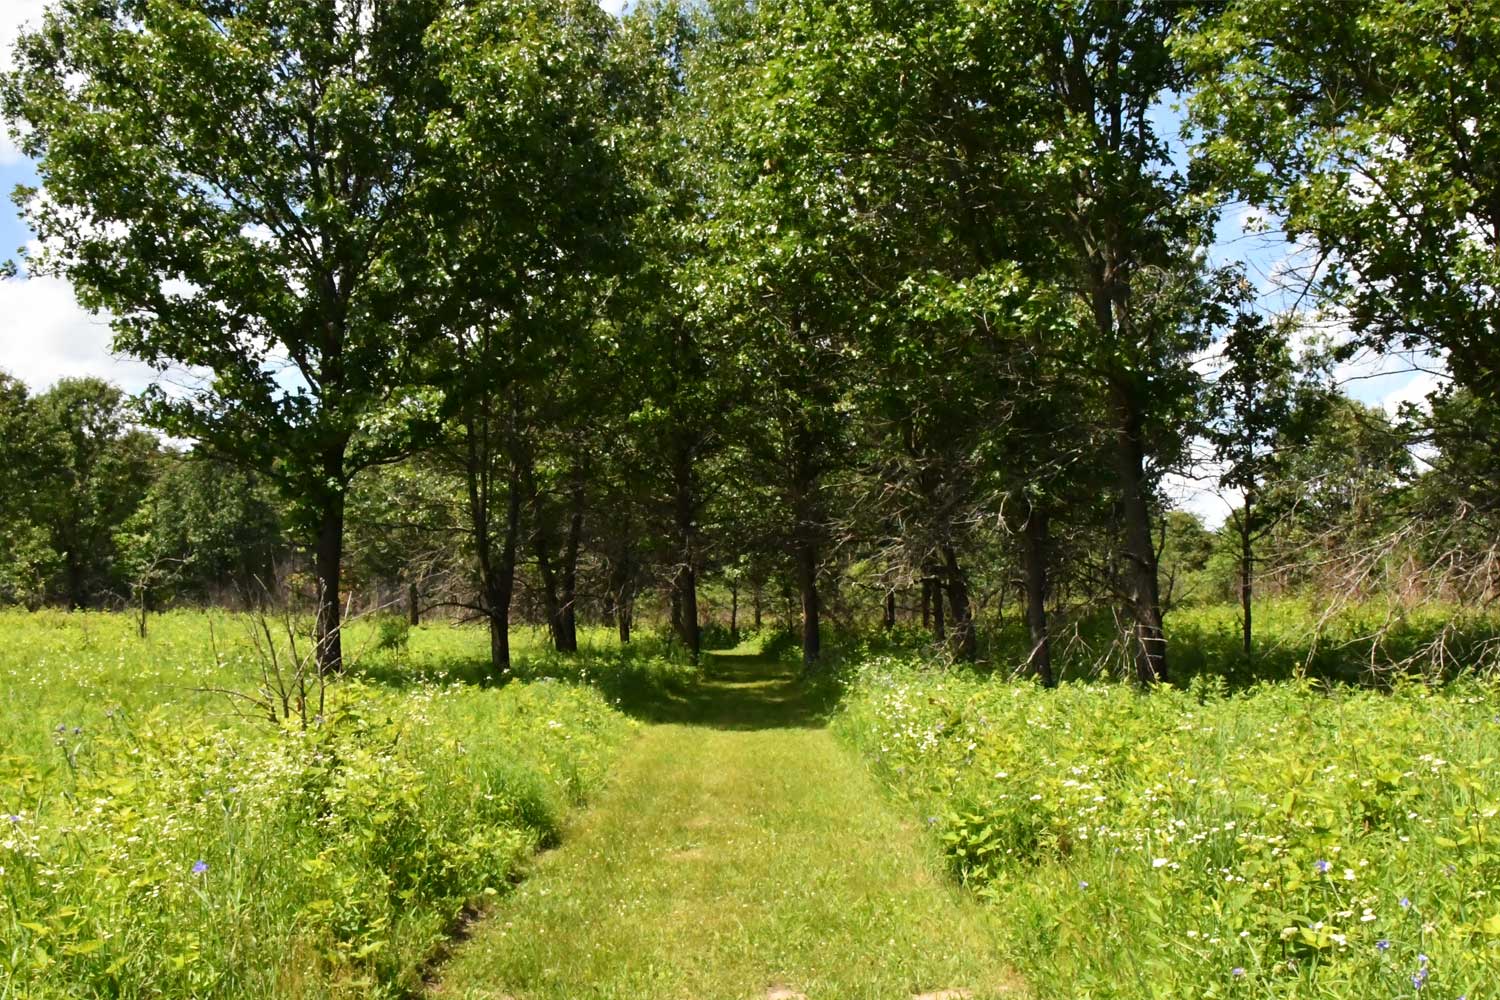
[429,644,1024,1000]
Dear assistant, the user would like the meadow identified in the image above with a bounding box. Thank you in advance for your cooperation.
[0,610,685,999]
[834,602,1500,1000]
[4,601,1499,999]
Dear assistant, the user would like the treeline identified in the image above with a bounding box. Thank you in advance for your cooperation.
[2,0,1497,682]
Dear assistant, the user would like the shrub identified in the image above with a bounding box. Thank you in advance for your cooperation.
[0,612,634,999]
[837,654,1500,998]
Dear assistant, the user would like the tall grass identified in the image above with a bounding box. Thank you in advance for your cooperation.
[835,602,1500,999]
[0,610,650,998]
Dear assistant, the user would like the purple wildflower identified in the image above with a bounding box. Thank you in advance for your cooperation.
[191,860,208,875]
[1315,859,1331,873]
[1376,939,1390,952]
[1231,967,1245,978]
[1400,896,1412,909]
[1412,969,1427,990]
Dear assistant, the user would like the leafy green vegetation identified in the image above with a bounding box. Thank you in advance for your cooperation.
[0,612,639,998]
[2,0,1500,995]
[836,616,1500,999]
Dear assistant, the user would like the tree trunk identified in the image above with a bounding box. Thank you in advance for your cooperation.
[1239,492,1253,657]
[1111,381,1168,685]
[884,589,896,631]
[674,563,700,657]
[932,576,946,641]
[1022,509,1054,687]
[557,474,585,654]
[922,578,932,629]
[942,544,977,661]
[533,536,563,650]
[753,584,763,629]
[730,582,739,643]
[407,580,420,626]
[313,480,346,676]
[607,545,634,644]
[671,441,701,658]
[487,468,523,677]
[796,537,820,665]
[791,429,822,668]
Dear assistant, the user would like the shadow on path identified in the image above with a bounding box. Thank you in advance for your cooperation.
[625,645,837,731]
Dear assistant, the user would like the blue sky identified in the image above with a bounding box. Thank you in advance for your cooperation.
[0,0,1438,524]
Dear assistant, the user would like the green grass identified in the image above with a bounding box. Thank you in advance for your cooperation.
[836,649,1500,999]
[432,643,1025,1000]
[0,609,642,999]
[858,597,1500,688]
[9,601,1495,999]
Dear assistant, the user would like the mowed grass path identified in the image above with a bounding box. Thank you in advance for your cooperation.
[430,644,1024,1000]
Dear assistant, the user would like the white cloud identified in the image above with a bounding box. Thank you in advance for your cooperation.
[0,0,48,165]
[0,272,158,393]
[1378,368,1446,417]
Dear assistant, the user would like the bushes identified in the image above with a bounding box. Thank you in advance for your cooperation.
[837,655,1500,998]
[0,613,634,999]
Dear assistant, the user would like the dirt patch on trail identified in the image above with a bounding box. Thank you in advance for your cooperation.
[765,987,808,999]
[912,991,973,1000]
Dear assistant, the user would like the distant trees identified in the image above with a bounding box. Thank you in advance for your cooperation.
[0,377,155,608]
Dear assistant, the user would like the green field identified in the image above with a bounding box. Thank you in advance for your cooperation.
[3,606,1499,999]
[0,610,646,998]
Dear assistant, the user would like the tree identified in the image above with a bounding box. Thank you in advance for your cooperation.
[1184,0,1500,410]
[410,0,627,675]
[1027,2,1223,684]
[4,0,456,672]
[117,452,285,619]
[33,378,158,609]
[1259,395,1413,593]
[0,372,59,607]
[1206,309,1328,652]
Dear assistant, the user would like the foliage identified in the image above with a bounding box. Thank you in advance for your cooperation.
[0,611,633,999]
[0,376,158,609]
[838,648,1500,999]
[1184,0,1500,406]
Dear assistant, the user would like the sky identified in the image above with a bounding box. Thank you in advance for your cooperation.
[0,0,1440,526]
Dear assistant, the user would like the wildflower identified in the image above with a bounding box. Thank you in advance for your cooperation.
[4,814,19,823]
[1412,969,1427,990]
[1377,939,1390,951]
[1079,881,1088,889]
[191,860,208,875]
[1400,896,1412,909]
[1152,857,1169,868]
[1315,859,1331,873]
[1417,954,1428,968]
[1231,967,1245,978]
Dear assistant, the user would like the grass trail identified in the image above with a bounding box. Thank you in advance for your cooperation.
[430,644,1023,1000]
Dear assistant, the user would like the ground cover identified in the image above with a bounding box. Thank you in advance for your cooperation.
[836,618,1500,999]
[431,645,1025,1000]
[0,610,643,998]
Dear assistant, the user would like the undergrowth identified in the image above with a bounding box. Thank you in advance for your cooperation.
[0,610,643,998]
[835,607,1500,999]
